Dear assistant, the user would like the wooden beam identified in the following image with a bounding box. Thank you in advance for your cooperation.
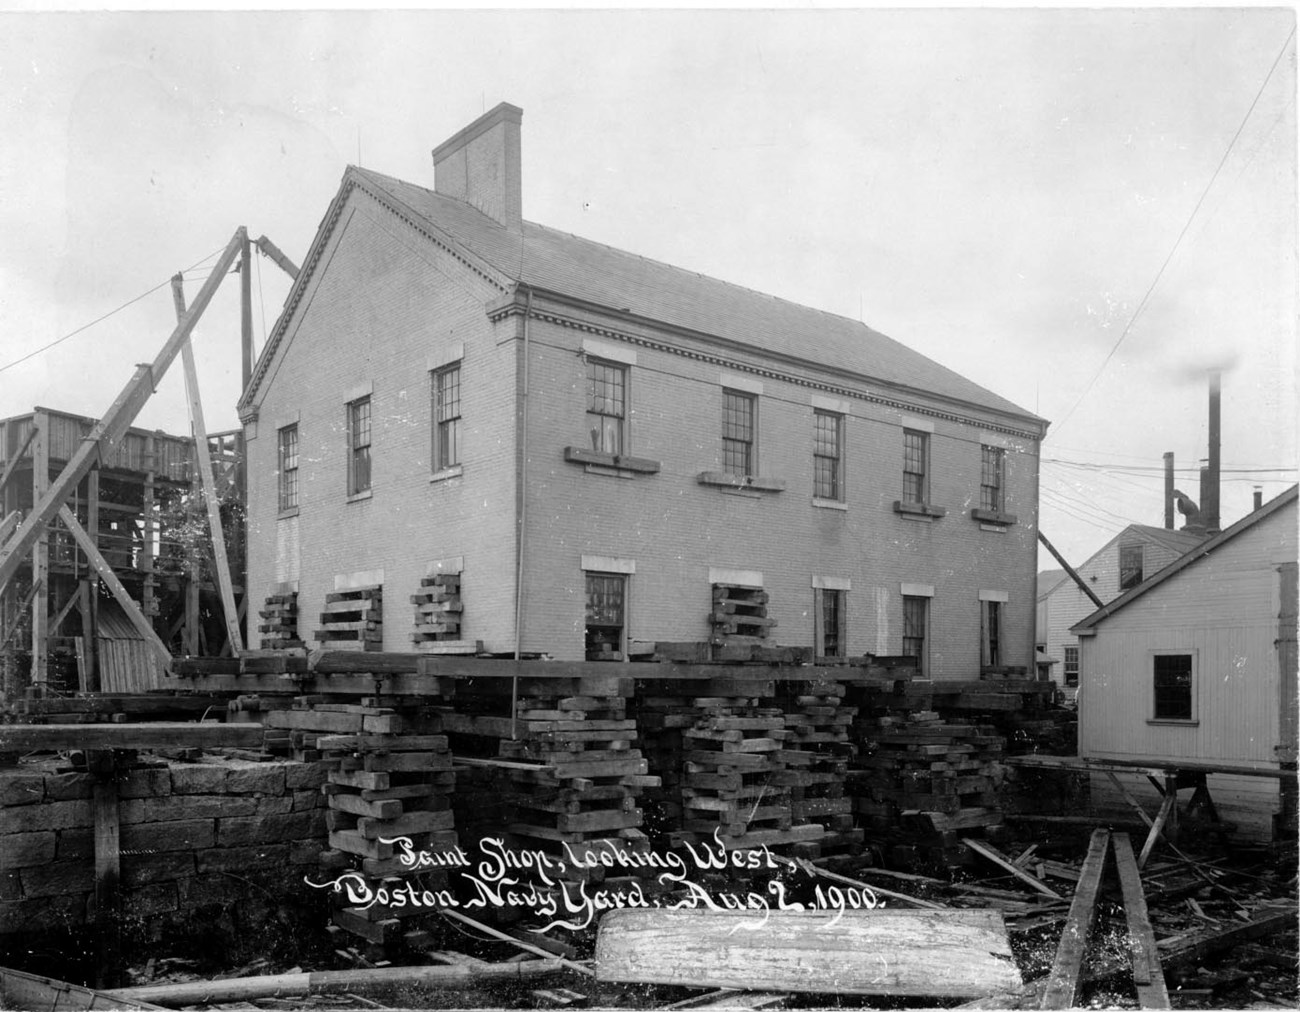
[0,721,262,751]
[0,229,245,592]
[440,910,594,976]
[239,235,253,389]
[1039,828,1110,1009]
[594,909,1021,998]
[1037,530,1105,610]
[0,967,167,1011]
[767,853,947,910]
[254,234,300,279]
[1138,788,1177,869]
[49,583,82,635]
[56,506,171,667]
[0,422,39,499]
[0,579,42,654]
[90,751,123,989]
[1111,832,1170,1009]
[0,510,18,544]
[31,410,49,683]
[171,275,243,655]
[962,838,1064,901]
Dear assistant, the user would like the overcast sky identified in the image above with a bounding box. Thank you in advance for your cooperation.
[0,6,1295,570]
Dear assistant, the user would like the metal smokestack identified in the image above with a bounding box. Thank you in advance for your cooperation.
[1164,452,1175,529]
[1207,369,1221,534]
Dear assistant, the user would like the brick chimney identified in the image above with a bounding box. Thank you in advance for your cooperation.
[432,102,523,230]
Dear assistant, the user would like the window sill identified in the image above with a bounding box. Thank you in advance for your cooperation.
[1146,719,1199,727]
[277,507,300,520]
[564,446,661,474]
[346,490,373,504]
[971,508,1017,527]
[812,498,848,512]
[697,471,786,492]
[430,465,464,483]
[893,500,946,519]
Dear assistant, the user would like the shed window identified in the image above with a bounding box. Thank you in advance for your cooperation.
[1063,645,1079,687]
[1153,653,1193,720]
[1119,544,1144,591]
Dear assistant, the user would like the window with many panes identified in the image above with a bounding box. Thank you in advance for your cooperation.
[1119,544,1144,591]
[814,411,843,500]
[347,396,372,496]
[1064,645,1079,687]
[722,391,755,475]
[1153,653,1193,720]
[433,364,462,472]
[277,424,298,513]
[903,596,929,676]
[585,573,626,661]
[980,446,1005,512]
[816,588,845,659]
[903,429,928,504]
[586,359,626,455]
[981,599,1002,668]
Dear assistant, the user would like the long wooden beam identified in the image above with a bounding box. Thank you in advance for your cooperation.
[1038,530,1106,610]
[1040,828,1111,1009]
[1111,832,1170,1009]
[56,506,171,667]
[254,234,300,279]
[172,275,243,655]
[0,228,246,592]
[0,721,262,751]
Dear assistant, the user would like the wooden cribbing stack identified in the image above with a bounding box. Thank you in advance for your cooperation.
[315,585,383,652]
[258,591,303,650]
[265,695,456,957]
[777,679,863,857]
[850,710,1006,871]
[410,573,467,651]
[709,584,775,660]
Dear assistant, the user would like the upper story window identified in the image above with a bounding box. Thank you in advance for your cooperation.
[433,363,462,472]
[1064,645,1079,687]
[1119,544,1144,591]
[722,390,755,476]
[813,411,843,501]
[586,359,626,455]
[980,446,1005,512]
[903,429,929,504]
[347,395,372,496]
[277,423,299,514]
[1152,652,1193,721]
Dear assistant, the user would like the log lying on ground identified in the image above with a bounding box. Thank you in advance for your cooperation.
[105,958,566,1006]
[594,909,1022,998]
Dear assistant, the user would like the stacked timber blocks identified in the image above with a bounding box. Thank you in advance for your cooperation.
[778,680,862,856]
[410,573,463,649]
[709,584,775,659]
[310,697,457,952]
[315,585,383,651]
[850,710,1006,872]
[258,591,303,650]
[497,692,664,899]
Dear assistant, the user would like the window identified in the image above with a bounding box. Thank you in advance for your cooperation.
[1119,544,1144,591]
[347,396,372,496]
[903,596,928,676]
[816,588,846,659]
[1153,653,1193,720]
[587,359,626,455]
[814,411,843,501]
[903,429,928,503]
[433,363,462,471]
[277,424,298,513]
[722,391,755,476]
[585,573,626,661]
[980,446,1005,512]
[981,600,1002,668]
[1063,645,1079,687]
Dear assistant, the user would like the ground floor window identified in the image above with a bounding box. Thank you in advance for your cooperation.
[585,572,626,661]
[903,595,928,676]
[980,599,1003,668]
[815,588,846,659]
[1064,645,1079,687]
[1153,652,1193,720]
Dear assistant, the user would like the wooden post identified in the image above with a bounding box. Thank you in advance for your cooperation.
[172,275,243,656]
[31,409,49,686]
[89,749,123,989]
[86,468,99,689]
[57,506,171,667]
[240,234,253,390]
[140,434,157,626]
[1040,828,1110,1009]
[1111,832,1170,1009]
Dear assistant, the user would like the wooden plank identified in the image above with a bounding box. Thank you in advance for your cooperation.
[1039,828,1111,1009]
[91,753,122,989]
[962,838,1064,901]
[0,721,262,751]
[1137,788,1177,869]
[594,909,1021,998]
[0,966,168,1011]
[1111,832,1170,1008]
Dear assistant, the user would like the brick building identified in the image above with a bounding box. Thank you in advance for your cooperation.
[238,103,1048,674]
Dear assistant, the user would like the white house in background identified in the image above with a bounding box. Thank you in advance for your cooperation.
[1071,486,1298,842]
[1037,525,1206,697]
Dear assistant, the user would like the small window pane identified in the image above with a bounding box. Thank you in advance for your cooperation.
[1153,654,1192,720]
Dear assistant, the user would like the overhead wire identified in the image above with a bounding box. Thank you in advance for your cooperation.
[1048,25,1297,440]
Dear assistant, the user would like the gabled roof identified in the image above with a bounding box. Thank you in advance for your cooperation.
[241,164,1044,428]
[1071,485,1299,633]
[1122,524,1207,558]
[1036,569,1068,600]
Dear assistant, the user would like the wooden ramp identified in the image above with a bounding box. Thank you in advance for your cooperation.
[594,908,1022,999]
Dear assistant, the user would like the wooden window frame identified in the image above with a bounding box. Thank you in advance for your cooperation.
[1119,543,1144,592]
[1151,650,1196,723]
[722,390,756,477]
[980,599,1003,669]
[586,358,627,456]
[1063,644,1079,687]
[432,362,462,473]
[347,395,372,497]
[277,423,299,514]
[813,410,844,502]
[584,571,627,662]
[814,587,846,659]
[902,428,929,505]
[979,445,1005,513]
[902,595,929,677]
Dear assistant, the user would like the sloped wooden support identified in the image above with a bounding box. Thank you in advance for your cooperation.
[0,578,41,653]
[56,506,170,667]
[963,837,1064,901]
[1111,832,1170,1009]
[1138,783,1178,868]
[1040,828,1110,1009]
[595,909,1021,998]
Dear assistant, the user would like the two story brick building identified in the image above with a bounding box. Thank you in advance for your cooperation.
[237,103,1049,674]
